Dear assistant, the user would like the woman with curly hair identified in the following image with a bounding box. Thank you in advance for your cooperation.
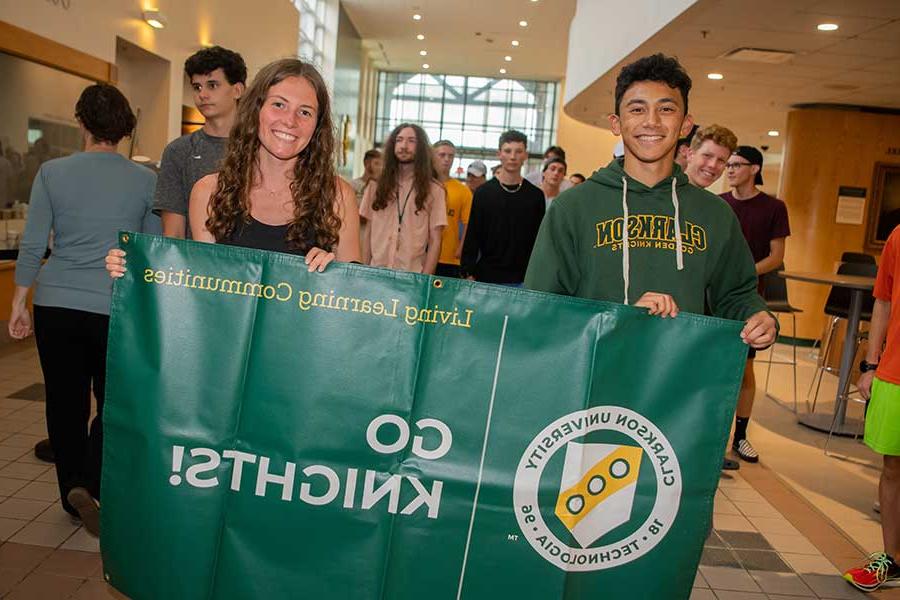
[9,83,160,536]
[107,58,360,275]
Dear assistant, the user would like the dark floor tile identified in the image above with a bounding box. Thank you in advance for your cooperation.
[800,574,868,599]
[700,547,741,568]
[706,529,726,548]
[8,384,44,402]
[718,530,774,551]
[734,549,791,572]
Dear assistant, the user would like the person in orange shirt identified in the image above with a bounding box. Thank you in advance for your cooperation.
[432,140,472,278]
[847,227,900,592]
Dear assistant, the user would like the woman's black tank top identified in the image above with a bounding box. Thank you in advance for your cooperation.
[222,217,318,255]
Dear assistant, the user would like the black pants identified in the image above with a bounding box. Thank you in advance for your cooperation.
[435,263,461,278]
[33,305,108,516]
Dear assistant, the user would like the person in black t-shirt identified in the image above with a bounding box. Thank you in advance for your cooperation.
[460,130,544,286]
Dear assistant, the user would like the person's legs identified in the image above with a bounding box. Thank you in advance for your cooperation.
[844,377,900,591]
[33,306,93,517]
[733,355,759,462]
[86,312,109,500]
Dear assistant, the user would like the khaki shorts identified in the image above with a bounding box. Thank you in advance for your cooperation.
[865,377,900,456]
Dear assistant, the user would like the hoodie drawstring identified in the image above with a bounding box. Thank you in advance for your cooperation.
[672,177,684,271]
[621,176,684,305]
[621,177,630,305]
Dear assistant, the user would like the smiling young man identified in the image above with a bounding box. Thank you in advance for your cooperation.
[684,124,737,190]
[153,46,247,238]
[525,53,776,348]
[461,130,545,285]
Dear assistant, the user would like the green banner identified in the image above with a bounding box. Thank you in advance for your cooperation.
[102,233,746,600]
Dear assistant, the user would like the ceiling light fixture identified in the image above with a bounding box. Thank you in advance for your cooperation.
[817,23,839,31]
[422,63,430,69]
[417,34,425,40]
[504,55,512,62]
[519,20,528,27]
[413,13,422,21]
[707,72,724,80]
[767,130,780,137]
[511,40,520,47]
[500,68,507,74]
[142,9,166,29]
[420,50,428,56]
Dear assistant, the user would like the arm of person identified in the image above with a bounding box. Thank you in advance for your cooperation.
[708,215,778,348]
[755,237,785,275]
[141,173,162,235]
[455,186,473,260]
[359,181,374,264]
[153,142,189,239]
[187,174,218,243]
[523,202,580,294]
[423,226,444,275]
[10,166,53,338]
[332,177,361,264]
[858,299,890,399]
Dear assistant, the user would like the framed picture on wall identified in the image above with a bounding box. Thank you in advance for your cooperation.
[866,162,900,250]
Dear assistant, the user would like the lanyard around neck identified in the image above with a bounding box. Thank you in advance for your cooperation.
[397,183,414,229]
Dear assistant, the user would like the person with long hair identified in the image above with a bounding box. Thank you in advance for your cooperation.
[9,83,160,536]
[107,58,360,275]
[359,123,446,274]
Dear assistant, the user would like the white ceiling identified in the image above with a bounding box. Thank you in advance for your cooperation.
[340,0,577,80]
[565,0,900,153]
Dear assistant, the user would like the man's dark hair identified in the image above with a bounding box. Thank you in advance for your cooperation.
[498,129,527,149]
[363,148,381,162]
[677,124,700,150]
[614,53,691,116]
[542,157,567,173]
[570,173,586,183]
[184,46,247,85]
[75,84,136,145]
[543,145,565,160]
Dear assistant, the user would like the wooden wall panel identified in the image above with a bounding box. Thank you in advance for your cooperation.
[0,20,114,83]
[779,108,900,339]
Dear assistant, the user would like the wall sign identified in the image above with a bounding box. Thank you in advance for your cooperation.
[835,186,866,225]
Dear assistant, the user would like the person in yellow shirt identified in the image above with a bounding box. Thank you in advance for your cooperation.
[432,140,472,278]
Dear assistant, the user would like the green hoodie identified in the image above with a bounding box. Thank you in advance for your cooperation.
[525,159,767,321]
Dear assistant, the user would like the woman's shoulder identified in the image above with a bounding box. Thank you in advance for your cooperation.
[192,172,219,196]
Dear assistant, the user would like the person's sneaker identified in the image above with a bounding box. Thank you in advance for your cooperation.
[67,487,100,538]
[33,439,54,463]
[843,552,900,592]
[733,438,759,463]
[722,458,740,471]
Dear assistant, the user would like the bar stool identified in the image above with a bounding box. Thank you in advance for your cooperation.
[807,261,877,413]
[759,266,802,412]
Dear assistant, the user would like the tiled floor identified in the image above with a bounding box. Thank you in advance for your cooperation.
[0,336,897,599]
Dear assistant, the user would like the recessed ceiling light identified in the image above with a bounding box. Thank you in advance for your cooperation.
[420,50,428,56]
[504,55,512,62]
[500,68,507,74]
[511,40,520,47]
[519,20,528,27]
[413,13,422,21]
[707,72,724,80]
[767,130,780,137]
[416,34,425,40]
[817,23,839,31]
[422,63,430,69]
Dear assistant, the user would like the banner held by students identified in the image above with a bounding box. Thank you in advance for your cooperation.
[101,233,746,600]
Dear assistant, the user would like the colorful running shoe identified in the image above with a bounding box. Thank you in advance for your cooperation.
[843,552,900,592]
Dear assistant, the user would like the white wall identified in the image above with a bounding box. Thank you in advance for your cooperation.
[565,0,697,107]
[0,0,300,141]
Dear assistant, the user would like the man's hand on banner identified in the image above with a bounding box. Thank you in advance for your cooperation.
[740,311,777,348]
[634,292,679,318]
[305,247,336,272]
[106,248,127,279]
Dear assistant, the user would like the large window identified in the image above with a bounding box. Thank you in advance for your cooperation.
[295,0,327,68]
[375,72,559,176]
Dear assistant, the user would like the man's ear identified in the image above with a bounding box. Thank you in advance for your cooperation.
[680,114,695,137]
[608,113,621,136]
[233,82,246,101]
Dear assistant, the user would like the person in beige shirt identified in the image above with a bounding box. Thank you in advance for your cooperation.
[360,123,446,274]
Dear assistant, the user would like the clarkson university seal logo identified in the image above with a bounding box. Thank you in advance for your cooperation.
[513,406,682,571]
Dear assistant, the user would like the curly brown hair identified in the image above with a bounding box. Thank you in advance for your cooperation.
[690,124,738,153]
[206,59,340,251]
[372,123,439,214]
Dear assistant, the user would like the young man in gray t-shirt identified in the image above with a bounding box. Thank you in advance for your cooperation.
[153,46,246,238]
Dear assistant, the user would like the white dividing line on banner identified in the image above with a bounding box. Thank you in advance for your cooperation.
[456,315,509,600]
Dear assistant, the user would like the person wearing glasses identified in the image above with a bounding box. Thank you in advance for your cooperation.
[720,145,790,464]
